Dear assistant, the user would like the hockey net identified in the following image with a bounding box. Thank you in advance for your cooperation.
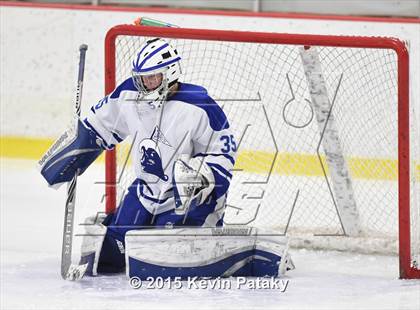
[104,25,419,279]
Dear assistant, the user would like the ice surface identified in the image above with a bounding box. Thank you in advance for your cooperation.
[1,159,419,310]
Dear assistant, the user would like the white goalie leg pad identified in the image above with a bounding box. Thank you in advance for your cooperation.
[79,215,107,276]
[125,227,294,279]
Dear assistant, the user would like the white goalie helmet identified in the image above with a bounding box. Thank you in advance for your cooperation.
[132,38,181,109]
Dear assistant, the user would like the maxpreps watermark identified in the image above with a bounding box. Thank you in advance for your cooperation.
[129,276,289,291]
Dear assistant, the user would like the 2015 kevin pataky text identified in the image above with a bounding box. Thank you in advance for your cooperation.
[129,276,289,290]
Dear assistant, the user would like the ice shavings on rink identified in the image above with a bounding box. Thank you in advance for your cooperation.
[1,159,419,310]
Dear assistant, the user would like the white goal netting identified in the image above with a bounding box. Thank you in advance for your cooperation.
[106,30,419,275]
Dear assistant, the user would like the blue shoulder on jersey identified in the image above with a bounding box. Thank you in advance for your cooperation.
[110,77,137,99]
[169,83,229,131]
[92,78,137,113]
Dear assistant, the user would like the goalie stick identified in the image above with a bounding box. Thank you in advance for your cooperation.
[61,44,89,280]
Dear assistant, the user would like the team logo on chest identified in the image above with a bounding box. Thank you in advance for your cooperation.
[138,126,171,181]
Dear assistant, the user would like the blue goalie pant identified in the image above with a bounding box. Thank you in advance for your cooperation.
[94,180,291,278]
[96,179,224,274]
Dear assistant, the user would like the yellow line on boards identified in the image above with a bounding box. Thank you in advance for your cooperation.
[1,136,54,160]
[1,136,418,181]
[234,151,401,180]
[0,136,105,163]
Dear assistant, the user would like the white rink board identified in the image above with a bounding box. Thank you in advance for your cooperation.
[0,5,419,139]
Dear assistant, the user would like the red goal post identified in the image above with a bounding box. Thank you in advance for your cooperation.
[104,25,419,279]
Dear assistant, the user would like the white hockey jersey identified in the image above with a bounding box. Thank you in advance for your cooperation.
[85,79,237,215]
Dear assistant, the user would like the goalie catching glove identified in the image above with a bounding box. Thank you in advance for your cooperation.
[39,119,106,187]
[173,155,215,215]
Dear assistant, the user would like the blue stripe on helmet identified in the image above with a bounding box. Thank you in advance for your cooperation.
[133,40,155,69]
[133,43,169,72]
[136,57,181,73]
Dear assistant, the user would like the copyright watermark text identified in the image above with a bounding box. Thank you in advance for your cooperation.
[129,276,289,291]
